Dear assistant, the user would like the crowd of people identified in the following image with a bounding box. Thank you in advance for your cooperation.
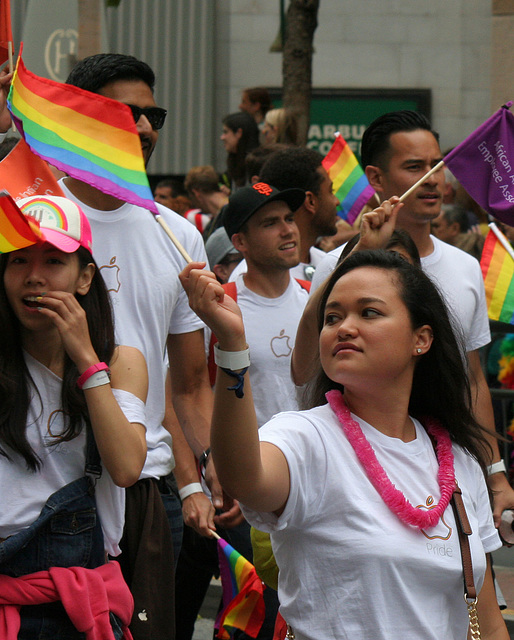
[0,53,512,640]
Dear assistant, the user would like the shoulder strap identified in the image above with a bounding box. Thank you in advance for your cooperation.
[207,282,238,385]
[85,423,102,483]
[426,432,476,601]
[450,483,476,600]
[294,278,311,293]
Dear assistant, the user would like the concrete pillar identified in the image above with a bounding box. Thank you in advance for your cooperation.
[491,0,514,110]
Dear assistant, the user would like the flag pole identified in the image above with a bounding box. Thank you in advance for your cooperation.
[154,214,193,263]
[489,221,514,262]
[398,160,445,203]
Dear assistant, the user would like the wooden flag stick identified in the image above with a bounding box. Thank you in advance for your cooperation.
[489,221,514,262]
[154,214,192,263]
[398,160,445,203]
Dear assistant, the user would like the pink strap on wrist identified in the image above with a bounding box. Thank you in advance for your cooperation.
[77,362,110,389]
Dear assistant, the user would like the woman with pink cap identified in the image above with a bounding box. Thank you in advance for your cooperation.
[0,195,148,638]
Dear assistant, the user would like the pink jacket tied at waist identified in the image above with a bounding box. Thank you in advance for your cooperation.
[0,561,133,640]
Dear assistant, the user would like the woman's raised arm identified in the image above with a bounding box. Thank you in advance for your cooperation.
[179,262,290,514]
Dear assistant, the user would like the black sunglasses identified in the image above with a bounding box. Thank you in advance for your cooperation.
[127,104,167,130]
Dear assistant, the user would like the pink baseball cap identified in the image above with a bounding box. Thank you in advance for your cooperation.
[16,195,93,255]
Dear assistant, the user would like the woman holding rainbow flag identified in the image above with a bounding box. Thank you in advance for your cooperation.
[180,246,508,640]
[0,194,148,638]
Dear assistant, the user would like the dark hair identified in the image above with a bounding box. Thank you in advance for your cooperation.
[441,204,470,233]
[260,147,324,195]
[0,248,115,470]
[306,250,490,468]
[338,230,421,267]
[360,110,439,170]
[243,87,272,116]
[245,144,290,183]
[66,53,155,94]
[223,112,260,188]
[0,136,19,161]
[155,178,187,198]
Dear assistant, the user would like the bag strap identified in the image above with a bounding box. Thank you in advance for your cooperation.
[294,278,311,293]
[450,483,476,599]
[85,423,102,482]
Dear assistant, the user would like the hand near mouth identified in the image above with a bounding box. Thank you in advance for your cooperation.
[35,291,99,372]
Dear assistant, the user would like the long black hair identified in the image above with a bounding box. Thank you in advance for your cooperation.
[306,250,491,468]
[0,247,115,470]
[223,112,260,188]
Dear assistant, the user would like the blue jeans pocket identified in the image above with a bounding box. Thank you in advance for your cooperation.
[46,508,98,568]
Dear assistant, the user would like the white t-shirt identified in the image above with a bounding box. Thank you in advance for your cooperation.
[229,246,327,284]
[0,352,146,556]
[227,275,309,426]
[59,180,207,479]
[310,236,491,352]
[242,403,500,640]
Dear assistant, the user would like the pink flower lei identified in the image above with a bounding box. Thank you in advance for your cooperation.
[326,390,455,529]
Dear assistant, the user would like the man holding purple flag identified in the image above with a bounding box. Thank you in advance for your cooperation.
[309,110,514,524]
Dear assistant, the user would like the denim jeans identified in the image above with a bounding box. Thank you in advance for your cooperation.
[0,475,123,640]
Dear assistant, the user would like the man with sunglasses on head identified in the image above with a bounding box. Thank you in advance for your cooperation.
[59,54,216,640]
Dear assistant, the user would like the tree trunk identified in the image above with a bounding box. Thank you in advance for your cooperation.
[78,0,102,61]
[282,0,320,146]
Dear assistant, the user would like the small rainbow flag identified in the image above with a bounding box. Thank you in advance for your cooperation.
[480,224,514,323]
[322,132,376,224]
[215,538,265,640]
[7,49,159,215]
[0,190,43,253]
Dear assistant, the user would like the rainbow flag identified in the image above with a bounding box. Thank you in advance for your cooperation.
[0,190,43,253]
[215,538,265,640]
[7,49,159,214]
[322,132,376,224]
[480,225,514,323]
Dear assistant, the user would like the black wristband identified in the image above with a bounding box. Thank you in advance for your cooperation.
[221,366,249,398]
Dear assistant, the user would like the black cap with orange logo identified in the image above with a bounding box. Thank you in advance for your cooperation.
[223,182,306,238]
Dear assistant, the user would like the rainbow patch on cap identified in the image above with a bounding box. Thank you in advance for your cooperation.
[19,197,69,231]
[16,194,92,253]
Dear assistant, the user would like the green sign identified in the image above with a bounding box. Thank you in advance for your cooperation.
[270,89,431,161]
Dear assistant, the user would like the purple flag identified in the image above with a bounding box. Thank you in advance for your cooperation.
[444,102,514,225]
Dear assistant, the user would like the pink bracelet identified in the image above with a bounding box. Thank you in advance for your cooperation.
[77,362,110,389]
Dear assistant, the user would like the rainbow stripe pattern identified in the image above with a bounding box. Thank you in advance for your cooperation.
[480,228,514,323]
[0,190,43,253]
[215,538,265,639]
[322,132,376,224]
[7,51,159,214]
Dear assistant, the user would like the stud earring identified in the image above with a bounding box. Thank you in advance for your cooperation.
[416,348,422,354]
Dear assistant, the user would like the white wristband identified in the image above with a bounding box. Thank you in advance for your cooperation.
[81,370,111,390]
[178,482,203,501]
[487,460,507,476]
[213,343,250,370]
